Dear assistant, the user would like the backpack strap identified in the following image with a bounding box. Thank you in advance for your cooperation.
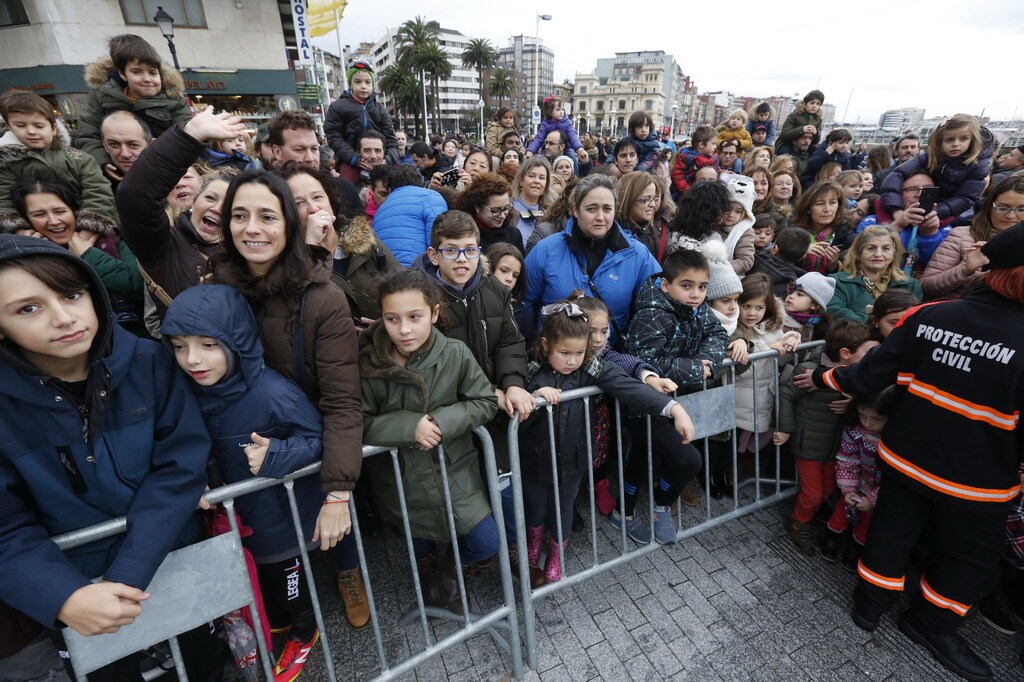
[292,287,309,393]
[137,263,174,308]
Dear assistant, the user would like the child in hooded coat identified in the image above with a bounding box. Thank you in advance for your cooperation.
[162,284,325,656]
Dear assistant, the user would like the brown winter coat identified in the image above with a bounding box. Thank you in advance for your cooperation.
[920,225,986,300]
[215,257,363,492]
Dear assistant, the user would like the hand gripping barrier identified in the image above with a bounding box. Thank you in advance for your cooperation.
[52,425,523,681]
[507,341,823,669]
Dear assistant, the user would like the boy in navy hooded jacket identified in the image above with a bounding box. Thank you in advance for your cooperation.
[162,284,325,680]
[0,234,223,679]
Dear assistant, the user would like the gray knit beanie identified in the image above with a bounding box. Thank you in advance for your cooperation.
[793,272,836,310]
[703,240,742,301]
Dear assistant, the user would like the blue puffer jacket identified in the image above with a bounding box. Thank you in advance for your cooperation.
[372,185,449,267]
[0,235,210,628]
[523,219,660,345]
[162,285,324,564]
[880,139,994,220]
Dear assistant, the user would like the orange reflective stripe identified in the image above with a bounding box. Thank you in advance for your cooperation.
[892,301,946,330]
[920,578,970,616]
[820,367,841,392]
[896,373,1019,431]
[878,441,1021,503]
[857,560,904,591]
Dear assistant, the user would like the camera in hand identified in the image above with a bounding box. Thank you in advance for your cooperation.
[439,168,460,187]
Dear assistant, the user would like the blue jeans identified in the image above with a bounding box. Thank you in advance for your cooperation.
[412,514,499,565]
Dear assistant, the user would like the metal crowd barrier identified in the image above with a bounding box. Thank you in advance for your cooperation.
[52,425,523,681]
[507,341,823,669]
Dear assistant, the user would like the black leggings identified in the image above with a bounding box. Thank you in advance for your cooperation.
[622,417,702,516]
[256,556,316,641]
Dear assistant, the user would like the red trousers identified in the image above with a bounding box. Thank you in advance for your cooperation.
[792,458,837,524]
[827,499,872,545]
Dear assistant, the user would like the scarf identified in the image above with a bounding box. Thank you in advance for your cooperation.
[710,306,738,335]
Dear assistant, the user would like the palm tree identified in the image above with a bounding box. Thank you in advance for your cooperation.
[378,65,426,135]
[489,69,514,108]
[417,43,453,132]
[396,16,441,135]
[461,38,498,104]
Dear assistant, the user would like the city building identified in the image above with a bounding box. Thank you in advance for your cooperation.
[594,51,690,129]
[878,107,926,129]
[368,26,484,135]
[573,63,668,137]
[497,35,554,119]
[0,0,296,125]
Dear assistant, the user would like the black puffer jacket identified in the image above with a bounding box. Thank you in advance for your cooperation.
[324,91,399,168]
[413,254,528,391]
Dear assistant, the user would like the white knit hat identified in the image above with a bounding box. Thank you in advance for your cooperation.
[793,272,836,310]
[720,173,756,231]
[702,240,742,301]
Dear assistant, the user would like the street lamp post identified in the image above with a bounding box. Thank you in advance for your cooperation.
[670,103,678,141]
[532,13,552,136]
[153,6,180,72]
[478,99,485,145]
[610,108,616,137]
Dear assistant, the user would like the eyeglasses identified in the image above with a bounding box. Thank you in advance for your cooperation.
[484,203,513,217]
[437,246,482,260]
[635,196,658,205]
[993,204,1024,217]
[903,185,936,196]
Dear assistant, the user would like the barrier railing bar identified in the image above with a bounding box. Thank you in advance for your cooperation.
[546,403,566,582]
[348,487,389,672]
[435,444,472,623]
[283,480,336,681]
[751,358,761,504]
[389,448,433,648]
[223,498,275,682]
[613,400,629,552]
[583,399,599,567]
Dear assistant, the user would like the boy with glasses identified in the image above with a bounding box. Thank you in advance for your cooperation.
[413,210,534,420]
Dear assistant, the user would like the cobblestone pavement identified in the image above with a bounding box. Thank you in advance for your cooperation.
[292,487,1024,681]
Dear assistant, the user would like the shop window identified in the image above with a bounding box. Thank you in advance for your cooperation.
[120,0,207,28]
[0,0,29,27]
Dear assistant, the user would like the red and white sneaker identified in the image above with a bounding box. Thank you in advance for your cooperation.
[274,629,319,682]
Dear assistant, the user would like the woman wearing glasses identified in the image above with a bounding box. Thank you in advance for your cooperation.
[922,176,1024,300]
[615,172,667,261]
[454,172,524,253]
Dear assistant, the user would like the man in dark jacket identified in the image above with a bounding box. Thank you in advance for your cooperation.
[810,223,1024,681]
[324,60,399,180]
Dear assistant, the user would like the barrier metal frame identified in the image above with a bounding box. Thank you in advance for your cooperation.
[508,342,823,669]
[52,426,523,681]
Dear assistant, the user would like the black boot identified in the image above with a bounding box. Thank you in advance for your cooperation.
[841,539,862,572]
[416,555,443,609]
[899,612,993,681]
[819,529,843,563]
[976,592,1017,635]
[851,582,892,632]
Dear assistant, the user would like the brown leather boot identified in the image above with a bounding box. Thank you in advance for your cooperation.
[336,566,370,629]
[416,555,443,609]
[788,519,816,556]
[435,549,466,616]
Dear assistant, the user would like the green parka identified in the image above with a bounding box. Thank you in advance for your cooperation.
[778,358,845,461]
[0,121,116,221]
[775,103,824,150]
[77,57,192,167]
[359,324,498,542]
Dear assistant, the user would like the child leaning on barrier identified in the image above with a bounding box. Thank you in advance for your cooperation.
[520,300,696,586]
[568,292,681,523]
[161,284,324,679]
[774,320,878,557]
[358,269,500,616]
[0,234,225,679]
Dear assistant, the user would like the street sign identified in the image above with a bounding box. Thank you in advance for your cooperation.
[296,83,321,102]
[532,106,541,124]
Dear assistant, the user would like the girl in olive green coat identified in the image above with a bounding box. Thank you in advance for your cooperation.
[359,270,499,612]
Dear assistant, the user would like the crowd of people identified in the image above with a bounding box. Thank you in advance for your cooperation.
[0,33,1023,682]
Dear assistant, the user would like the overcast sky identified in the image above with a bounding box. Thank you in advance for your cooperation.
[315,0,1020,124]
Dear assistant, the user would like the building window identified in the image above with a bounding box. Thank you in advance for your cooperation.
[596,101,603,111]
[0,0,29,27]
[580,85,587,94]
[119,0,207,28]
[618,99,626,110]
[645,99,654,111]
[578,101,585,111]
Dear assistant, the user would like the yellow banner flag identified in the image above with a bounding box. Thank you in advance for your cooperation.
[308,0,346,37]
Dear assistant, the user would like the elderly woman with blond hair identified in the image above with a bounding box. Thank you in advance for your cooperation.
[827,225,923,323]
